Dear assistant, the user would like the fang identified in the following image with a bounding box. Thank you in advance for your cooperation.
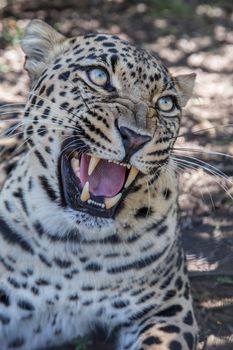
[71,157,80,173]
[124,167,139,188]
[105,193,122,209]
[80,182,90,202]
[88,156,100,176]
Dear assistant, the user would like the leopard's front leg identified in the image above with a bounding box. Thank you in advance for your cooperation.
[118,301,198,350]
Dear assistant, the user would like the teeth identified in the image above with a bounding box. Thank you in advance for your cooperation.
[74,151,79,159]
[88,156,100,176]
[107,159,131,168]
[80,182,90,202]
[124,167,139,188]
[105,193,122,209]
[88,199,105,208]
[71,157,80,176]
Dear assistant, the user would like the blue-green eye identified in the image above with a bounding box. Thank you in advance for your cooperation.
[157,96,174,112]
[88,68,108,87]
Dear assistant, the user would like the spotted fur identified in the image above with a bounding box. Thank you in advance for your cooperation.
[0,20,198,349]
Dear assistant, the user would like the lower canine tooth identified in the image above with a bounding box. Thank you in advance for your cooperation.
[80,182,90,202]
[88,156,100,176]
[124,167,139,188]
[105,193,122,209]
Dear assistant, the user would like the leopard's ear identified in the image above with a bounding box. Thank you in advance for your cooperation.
[21,20,66,82]
[173,73,196,107]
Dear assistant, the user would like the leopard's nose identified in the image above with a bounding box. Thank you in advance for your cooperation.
[118,125,151,159]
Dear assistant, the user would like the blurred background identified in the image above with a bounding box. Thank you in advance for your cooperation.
[0,0,233,349]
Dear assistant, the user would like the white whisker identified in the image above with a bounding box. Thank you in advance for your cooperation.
[173,147,233,160]
[173,157,233,201]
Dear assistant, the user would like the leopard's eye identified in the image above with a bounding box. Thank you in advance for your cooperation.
[88,68,108,87]
[157,96,174,112]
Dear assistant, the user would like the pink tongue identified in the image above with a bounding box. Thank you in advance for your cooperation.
[79,155,126,197]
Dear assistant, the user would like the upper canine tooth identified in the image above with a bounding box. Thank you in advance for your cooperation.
[80,181,90,202]
[71,157,80,173]
[105,193,122,209]
[88,156,100,176]
[124,167,139,188]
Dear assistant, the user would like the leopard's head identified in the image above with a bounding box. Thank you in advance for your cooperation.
[21,20,195,232]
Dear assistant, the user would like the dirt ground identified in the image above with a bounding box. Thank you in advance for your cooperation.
[0,0,233,349]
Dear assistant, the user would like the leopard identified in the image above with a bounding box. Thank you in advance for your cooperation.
[0,19,198,350]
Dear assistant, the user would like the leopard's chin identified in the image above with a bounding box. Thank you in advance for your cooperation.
[59,140,140,219]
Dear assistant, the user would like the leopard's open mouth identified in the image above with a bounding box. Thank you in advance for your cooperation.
[60,142,140,218]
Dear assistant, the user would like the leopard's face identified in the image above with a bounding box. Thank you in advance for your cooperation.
[22,20,195,228]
